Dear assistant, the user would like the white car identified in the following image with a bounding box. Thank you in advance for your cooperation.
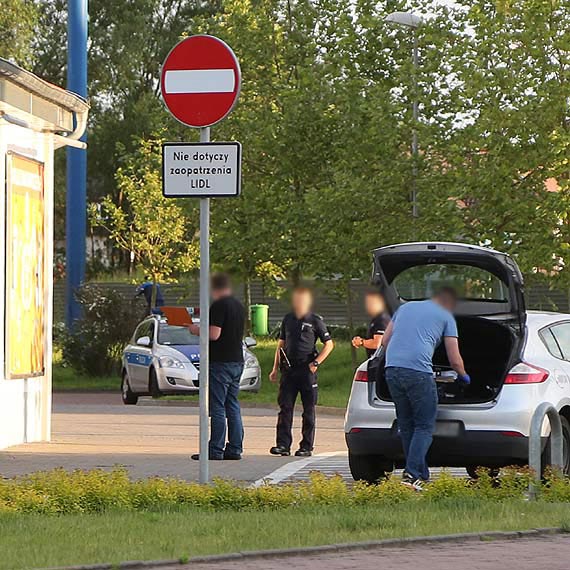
[121,315,261,405]
[345,242,570,482]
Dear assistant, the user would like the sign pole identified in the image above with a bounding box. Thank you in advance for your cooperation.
[160,36,241,484]
[199,126,211,484]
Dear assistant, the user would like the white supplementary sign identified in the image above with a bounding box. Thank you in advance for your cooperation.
[162,142,241,198]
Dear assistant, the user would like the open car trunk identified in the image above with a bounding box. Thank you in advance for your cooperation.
[376,315,522,404]
[372,242,527,405]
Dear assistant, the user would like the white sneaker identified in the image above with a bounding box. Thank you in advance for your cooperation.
[401,472,428,492]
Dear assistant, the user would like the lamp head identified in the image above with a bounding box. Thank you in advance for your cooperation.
[385,11,423,29]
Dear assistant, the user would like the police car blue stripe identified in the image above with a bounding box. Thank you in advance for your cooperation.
[125,352,153,366]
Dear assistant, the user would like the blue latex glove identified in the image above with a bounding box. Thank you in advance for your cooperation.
[456,373,471,385]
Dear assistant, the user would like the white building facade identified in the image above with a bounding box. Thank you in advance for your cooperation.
[0,58,88,449]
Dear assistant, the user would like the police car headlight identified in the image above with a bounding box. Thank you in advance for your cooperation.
[244,356,257,369]
[159,356,185,369]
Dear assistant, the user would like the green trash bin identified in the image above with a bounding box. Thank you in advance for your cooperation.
[250,304,269,336]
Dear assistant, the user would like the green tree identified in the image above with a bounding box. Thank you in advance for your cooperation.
[90,137,199,306]
[420,0,569,282]
[33,0,222,262]
[0,0,38,65]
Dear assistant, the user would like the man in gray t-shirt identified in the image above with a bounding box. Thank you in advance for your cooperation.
[382,287,469,490]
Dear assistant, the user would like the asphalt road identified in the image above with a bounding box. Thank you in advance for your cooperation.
[0,392,347,482]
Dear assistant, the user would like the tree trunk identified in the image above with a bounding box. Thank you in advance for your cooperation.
[346,280,357,369]
[244,276,252,335]
[291,266,302,287]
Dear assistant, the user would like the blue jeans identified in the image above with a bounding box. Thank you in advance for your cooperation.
[209,362,244,458]
[386,366,438,481]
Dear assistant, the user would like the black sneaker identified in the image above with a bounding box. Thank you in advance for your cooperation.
[294,449,312,457]
[401,471,428,492]
[223,452,242,460]
[190,453,223,461]
[269,446,291,456]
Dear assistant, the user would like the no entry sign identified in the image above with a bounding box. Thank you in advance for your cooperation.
[160,35,241,127]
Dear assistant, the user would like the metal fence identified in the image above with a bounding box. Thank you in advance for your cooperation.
[53,280,570,327]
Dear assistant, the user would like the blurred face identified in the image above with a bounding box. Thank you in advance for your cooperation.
[434,293,457,312]
[292,290,313,316]
[211,288,224,301]
[365,293,385,317]
[211,283,232,301]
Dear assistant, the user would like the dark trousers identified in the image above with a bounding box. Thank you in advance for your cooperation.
[276,366,318,451]
[385,366,438,481]
[209,361,245,458]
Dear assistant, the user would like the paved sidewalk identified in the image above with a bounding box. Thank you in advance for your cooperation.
[0,393,346,482]
[184,535,570,570]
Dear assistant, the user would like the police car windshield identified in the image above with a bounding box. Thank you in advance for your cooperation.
[158,325,199,345]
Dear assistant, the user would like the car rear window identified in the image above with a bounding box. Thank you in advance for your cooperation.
[158,325,199,345]
[548,322,570,361]
[540,327,564,359]
[392,264,510,302]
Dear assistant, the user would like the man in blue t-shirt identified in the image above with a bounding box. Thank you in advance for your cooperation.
[135,277,165,314]
[382,287,469,490]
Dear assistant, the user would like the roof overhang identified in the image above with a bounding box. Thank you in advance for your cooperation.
[0,58,89,147]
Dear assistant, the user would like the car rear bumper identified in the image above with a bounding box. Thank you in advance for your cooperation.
[345,426,545,467]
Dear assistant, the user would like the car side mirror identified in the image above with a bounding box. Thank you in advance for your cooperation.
[245,336,257,348]
[137,336,151,347]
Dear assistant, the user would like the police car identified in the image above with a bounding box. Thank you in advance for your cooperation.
[121,315,261,405]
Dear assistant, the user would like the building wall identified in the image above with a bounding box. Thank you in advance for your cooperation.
[0,121,53,450]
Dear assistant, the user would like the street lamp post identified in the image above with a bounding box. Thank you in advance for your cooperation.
[385,11,423,221]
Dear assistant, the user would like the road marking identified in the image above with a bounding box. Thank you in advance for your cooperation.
[252,451,346,487]
[253,453,468,487]
[164,69,235,94]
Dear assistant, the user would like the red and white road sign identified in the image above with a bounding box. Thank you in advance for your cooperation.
[160,35,241,128]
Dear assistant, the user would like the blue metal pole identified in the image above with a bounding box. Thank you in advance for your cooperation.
[66,0,88,328]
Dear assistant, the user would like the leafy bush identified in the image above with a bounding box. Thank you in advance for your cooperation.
[541,468,570,502]
[60,285,142,376]
[1,467,570,515]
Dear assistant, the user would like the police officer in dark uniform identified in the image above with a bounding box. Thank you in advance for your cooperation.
[269,287,334,457]
[352,288,390,358]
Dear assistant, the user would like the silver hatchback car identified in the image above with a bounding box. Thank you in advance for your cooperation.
[345,242,570,482]
[121,316,261,405]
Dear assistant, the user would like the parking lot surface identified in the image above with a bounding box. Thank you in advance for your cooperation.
[0,393,346,482]
[184,535,570,570]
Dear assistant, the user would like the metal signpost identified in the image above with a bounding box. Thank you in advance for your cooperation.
[160,35,241,484]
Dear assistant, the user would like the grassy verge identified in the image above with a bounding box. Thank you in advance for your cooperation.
[53,340,360,408]
[52,364,118,391]
[2,468,570,568]
[1,500,569,569]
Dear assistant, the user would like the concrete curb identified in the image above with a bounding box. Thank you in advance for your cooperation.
[53,391,346,416]
[46,527,565,570]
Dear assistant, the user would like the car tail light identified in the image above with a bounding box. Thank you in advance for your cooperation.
[504,362,549,385]
[354,369,369,382]
[501,431,524,437]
